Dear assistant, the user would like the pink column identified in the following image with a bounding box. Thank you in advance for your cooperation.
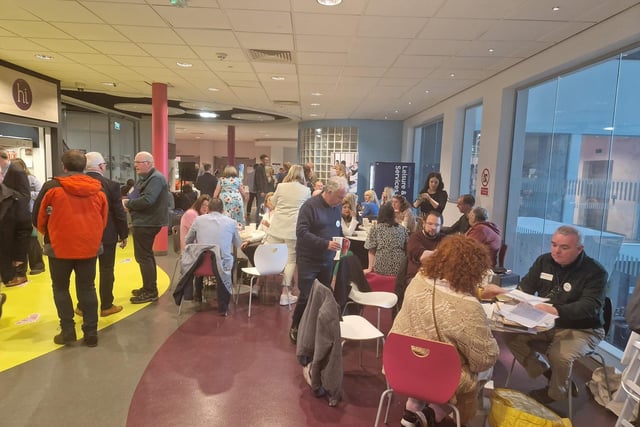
[152,82,168,255]
[227,125,235,165]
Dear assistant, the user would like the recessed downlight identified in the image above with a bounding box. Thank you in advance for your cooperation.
[310,103,320,106]
[311,92,323,96]
[552,6,560,11]
[101,82,117,87]
[271,76,285,81]
[317,0,342,5]
[176,62,193,68]
[35,54,54,60]
[207,87,220,92]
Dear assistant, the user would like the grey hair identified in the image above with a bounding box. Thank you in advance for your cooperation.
[325,176,348,193]
[555,225,583,247]
[471,206,488,221]
[136,151,154,164]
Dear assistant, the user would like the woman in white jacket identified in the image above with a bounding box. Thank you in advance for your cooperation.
[262,164,310,305]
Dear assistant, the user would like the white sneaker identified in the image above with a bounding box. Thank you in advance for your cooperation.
[280,293,298,305]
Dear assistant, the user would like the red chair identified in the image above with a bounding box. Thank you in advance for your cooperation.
[178,251,216,315]
[375,333,462,427]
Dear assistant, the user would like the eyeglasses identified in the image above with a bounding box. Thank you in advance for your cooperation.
[134,160,149,164]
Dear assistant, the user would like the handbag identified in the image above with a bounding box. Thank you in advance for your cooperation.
[626,278,640,333]
[489,388,572,427]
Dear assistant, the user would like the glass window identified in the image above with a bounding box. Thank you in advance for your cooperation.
[415,119,443,196]
[461,104,483,196]
[508,47,640,351]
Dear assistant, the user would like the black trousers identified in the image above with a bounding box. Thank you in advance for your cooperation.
[49,257,98,336]
[98,242,117,310]
[246,192,257,217]
[132,226,161,293]
[291,262,333,328]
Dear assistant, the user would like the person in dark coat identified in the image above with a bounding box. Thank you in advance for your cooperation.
[195,163,217,197]
[0,149,31,287]
[81,152,129,317]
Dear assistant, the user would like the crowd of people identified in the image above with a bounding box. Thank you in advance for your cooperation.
[0,151,610,426]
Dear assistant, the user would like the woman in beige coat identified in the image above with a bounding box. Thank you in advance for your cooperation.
[391,234,499,427]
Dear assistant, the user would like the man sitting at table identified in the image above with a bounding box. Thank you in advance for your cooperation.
[483,225,607,405]
[184,198,242,315]
[465,207,501,267]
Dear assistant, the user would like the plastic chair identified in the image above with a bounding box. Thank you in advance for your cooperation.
[339,315,384,367]
[236,243,288,317]
[375,332,462,427]
[505,296,613,419]
[343,281,397,357]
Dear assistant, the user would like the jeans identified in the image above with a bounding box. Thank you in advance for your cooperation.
[49,257,98,336]
[132,226,161,293]
[98,242,117,310]
[291,262,333,328]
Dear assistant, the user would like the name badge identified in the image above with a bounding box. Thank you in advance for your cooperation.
[336,220,340,227]
[540,272,553,281]
[563,282,572,292]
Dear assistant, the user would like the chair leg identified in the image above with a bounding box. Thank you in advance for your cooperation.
[376,307,382,358]
[568,365,573,420]
[248,276,257,317]
[505,356,517,387]
[591,352,612,398]
[375,389,393,426]
[448,404,461,427]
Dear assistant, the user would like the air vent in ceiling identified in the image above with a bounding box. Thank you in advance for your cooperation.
[273,100,299,106]
[248,49,293,63]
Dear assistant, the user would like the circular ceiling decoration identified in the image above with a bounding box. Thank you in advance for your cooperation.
[114,103,185,116]
[179,101,233,111]
[231,113,276,121]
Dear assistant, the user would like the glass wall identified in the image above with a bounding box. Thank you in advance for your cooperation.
[461,104,483,197]
[415,119,443,195]
[62,108,137,184]
[508,46,640,351]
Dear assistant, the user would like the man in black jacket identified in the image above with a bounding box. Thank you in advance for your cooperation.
[503,225,607,405]
[195,163,217,197]
[82,152,129,317]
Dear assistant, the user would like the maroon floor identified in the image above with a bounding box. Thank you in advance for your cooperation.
[128,293,618,426]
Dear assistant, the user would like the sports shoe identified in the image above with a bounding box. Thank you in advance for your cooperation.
[131,287,144,296]
[280,293,298,306]
[6,276,28,287]
[100,305,123,317]
[130,290,158,304]
[84,335,98,347]
[400,409,429,427]
[29,268,45,275]
[75,306,83,317]
[53,330,77,346]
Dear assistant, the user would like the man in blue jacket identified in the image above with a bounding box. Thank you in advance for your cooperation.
[125,151,168,304]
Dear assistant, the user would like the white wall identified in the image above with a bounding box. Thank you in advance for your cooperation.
[402,4,640,231]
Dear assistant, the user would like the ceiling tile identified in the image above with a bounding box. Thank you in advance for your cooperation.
[0,36,48,51]
[436,0,528,19]
[0,20,72,39]
[175,29,240,48]
[235,32,294,50]
[204,60,253,73]
[226,10,292,33]
[84,40,149,56]
[417,18,496,40]
[82,3,166,26]
[21,1,103,23]
[138,44,198,59]
[405,39,470,56]
[292,0,367,14]
[395,55,448,68]
[109,55,165,68]
[384,67,434,79]
[114,26,184,44]
[297,52,347,66]
[29,38,97,54]
[293,13,359,36]
[252,62,297,74]
[192,46,246,61]
[294,35,350,53]
[152,5,231,29]
[51,23,129,42]
[341,67,386,77]
[357,16,427,38]
[57,52,120,66]
[365,0,446,17]
[479,20,567,41]
[218,0,291,12]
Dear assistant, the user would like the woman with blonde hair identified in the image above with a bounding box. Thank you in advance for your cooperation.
[361,189,379,219]
[214,165,246,226]
[260,164,311,305]
[391,234,498,427]
[380,186,395,205]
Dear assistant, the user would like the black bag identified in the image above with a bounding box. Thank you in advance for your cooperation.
[626,277,640,333]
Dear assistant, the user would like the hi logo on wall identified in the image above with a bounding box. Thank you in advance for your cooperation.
[12,78,32,111]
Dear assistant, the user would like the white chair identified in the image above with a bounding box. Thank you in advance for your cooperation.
[339,315,385,367]
[343,281,397,357]
[236,243,288,317]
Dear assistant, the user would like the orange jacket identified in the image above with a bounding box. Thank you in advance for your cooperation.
[37,174,108,259]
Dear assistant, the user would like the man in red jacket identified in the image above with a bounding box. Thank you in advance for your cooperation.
[33,150,108,347]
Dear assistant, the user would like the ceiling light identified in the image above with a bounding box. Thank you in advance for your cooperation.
[310,114,319,117]
[35,54,53,60]
[552,6,560,11]
[207,87,220,92]
[311,92,323,96]
[488,48,495,53]
[449,73,456,77]
[170,0,188,7]
[425,90,430,94]
[408,101,412,105]
[317,0,342,5]
[310,103,320,106]
[271,76,285,81]
[101,82,116,87]
[603,126,614,131]
[176,62,192,68]
[199,112,218,118]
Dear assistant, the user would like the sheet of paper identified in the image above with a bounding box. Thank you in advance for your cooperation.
[499,302,557,328]
[507,289,550,305]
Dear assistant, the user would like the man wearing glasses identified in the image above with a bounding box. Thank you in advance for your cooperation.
[124,151,168,304]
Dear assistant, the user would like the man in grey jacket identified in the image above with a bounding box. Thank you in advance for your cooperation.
[124,151,168,304]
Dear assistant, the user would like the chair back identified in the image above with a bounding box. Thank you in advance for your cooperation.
[253,244,288,275]
[383,333,461,405]
[603,296,613,337]
[194,251,215,277]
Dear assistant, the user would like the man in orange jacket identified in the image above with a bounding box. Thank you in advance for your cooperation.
[33,150,108,347]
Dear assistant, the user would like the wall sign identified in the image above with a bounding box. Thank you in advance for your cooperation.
[1,64,59,123]
[480,167,490,196]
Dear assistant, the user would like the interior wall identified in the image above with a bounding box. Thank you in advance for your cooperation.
[402,4,640,232]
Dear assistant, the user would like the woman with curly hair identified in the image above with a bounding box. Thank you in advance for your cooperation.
[392,194,416,233]
[391,234,498,427]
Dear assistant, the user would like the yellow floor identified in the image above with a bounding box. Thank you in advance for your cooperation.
[0,243,170,372]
